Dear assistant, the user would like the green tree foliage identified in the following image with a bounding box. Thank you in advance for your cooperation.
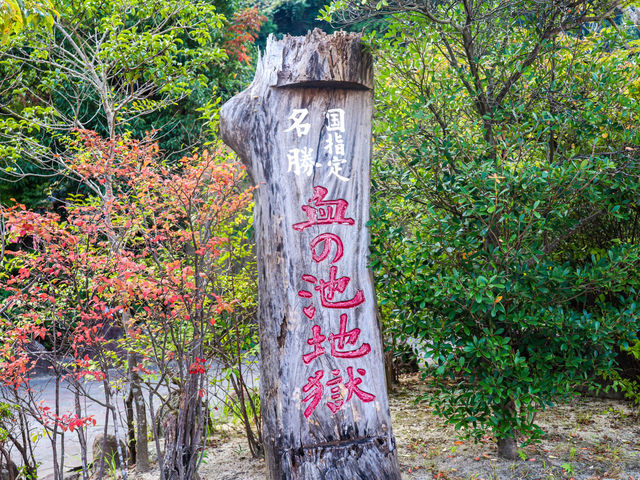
[0,0,263,206]
[330,0,640,457]
[0,0,55,40]
[259,0,332,39]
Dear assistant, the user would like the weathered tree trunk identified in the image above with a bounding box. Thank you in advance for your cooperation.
[74,388,90,480]
[129,351,150,472]
[221,30,401,480]
[125,381,136,465]
[497,400,519,460]
[497,436,518,460]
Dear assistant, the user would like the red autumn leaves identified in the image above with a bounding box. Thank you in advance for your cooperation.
[0,130,253,434]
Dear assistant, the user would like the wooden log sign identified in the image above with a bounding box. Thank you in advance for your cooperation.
[220,30,401,480]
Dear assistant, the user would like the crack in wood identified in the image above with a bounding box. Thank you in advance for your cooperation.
[275,80,370,90]
[299,435,390,451]
[277,314,287,350]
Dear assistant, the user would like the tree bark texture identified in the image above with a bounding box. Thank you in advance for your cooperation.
[221,30,401,480]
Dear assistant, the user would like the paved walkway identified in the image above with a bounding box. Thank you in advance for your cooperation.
[5,360,259,478]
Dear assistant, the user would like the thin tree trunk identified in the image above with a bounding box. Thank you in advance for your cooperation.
[148,385,167,480]
[497,436,518,460]
[51,376,60,480]
[130,351,150,472]
[74,388,90,480]
[102,380,128,480]
[497,400,518,459]
[0,445,16,480]
[97,408,109,480]
[125,388,136,465]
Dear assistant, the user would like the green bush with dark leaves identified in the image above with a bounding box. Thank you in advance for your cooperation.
[324,0,640,456]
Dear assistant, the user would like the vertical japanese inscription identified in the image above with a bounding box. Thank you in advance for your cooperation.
[284,108,374,419]
[286,109,350,182]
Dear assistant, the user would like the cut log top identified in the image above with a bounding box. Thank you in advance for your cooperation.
[271,29,373,89]
[220,29,373,174]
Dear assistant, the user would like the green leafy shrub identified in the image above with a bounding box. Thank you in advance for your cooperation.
[327,0,640,456]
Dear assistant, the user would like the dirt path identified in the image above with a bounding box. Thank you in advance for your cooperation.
[392,375,640,480]
[159,374,640,480]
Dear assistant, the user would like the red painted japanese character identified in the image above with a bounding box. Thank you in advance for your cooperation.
[302,305,316,319]
[301,315,370,363]
[329,314,371,359]
[345,367,375,403]
[292,186,355,232]
[302,370,324,419]
[310,233,343,264]
[302,325,326,364]
[298,266,365,309]
[326,369,344,413]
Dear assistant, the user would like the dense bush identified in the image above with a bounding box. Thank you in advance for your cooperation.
[0,131,258,479]
[326,0,640,458]
[0,0,264,207]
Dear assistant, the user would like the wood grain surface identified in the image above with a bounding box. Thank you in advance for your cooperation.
[221,30,401,480]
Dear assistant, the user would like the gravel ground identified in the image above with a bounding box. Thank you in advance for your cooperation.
[393,375,640,480]
[136,374,640,480]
